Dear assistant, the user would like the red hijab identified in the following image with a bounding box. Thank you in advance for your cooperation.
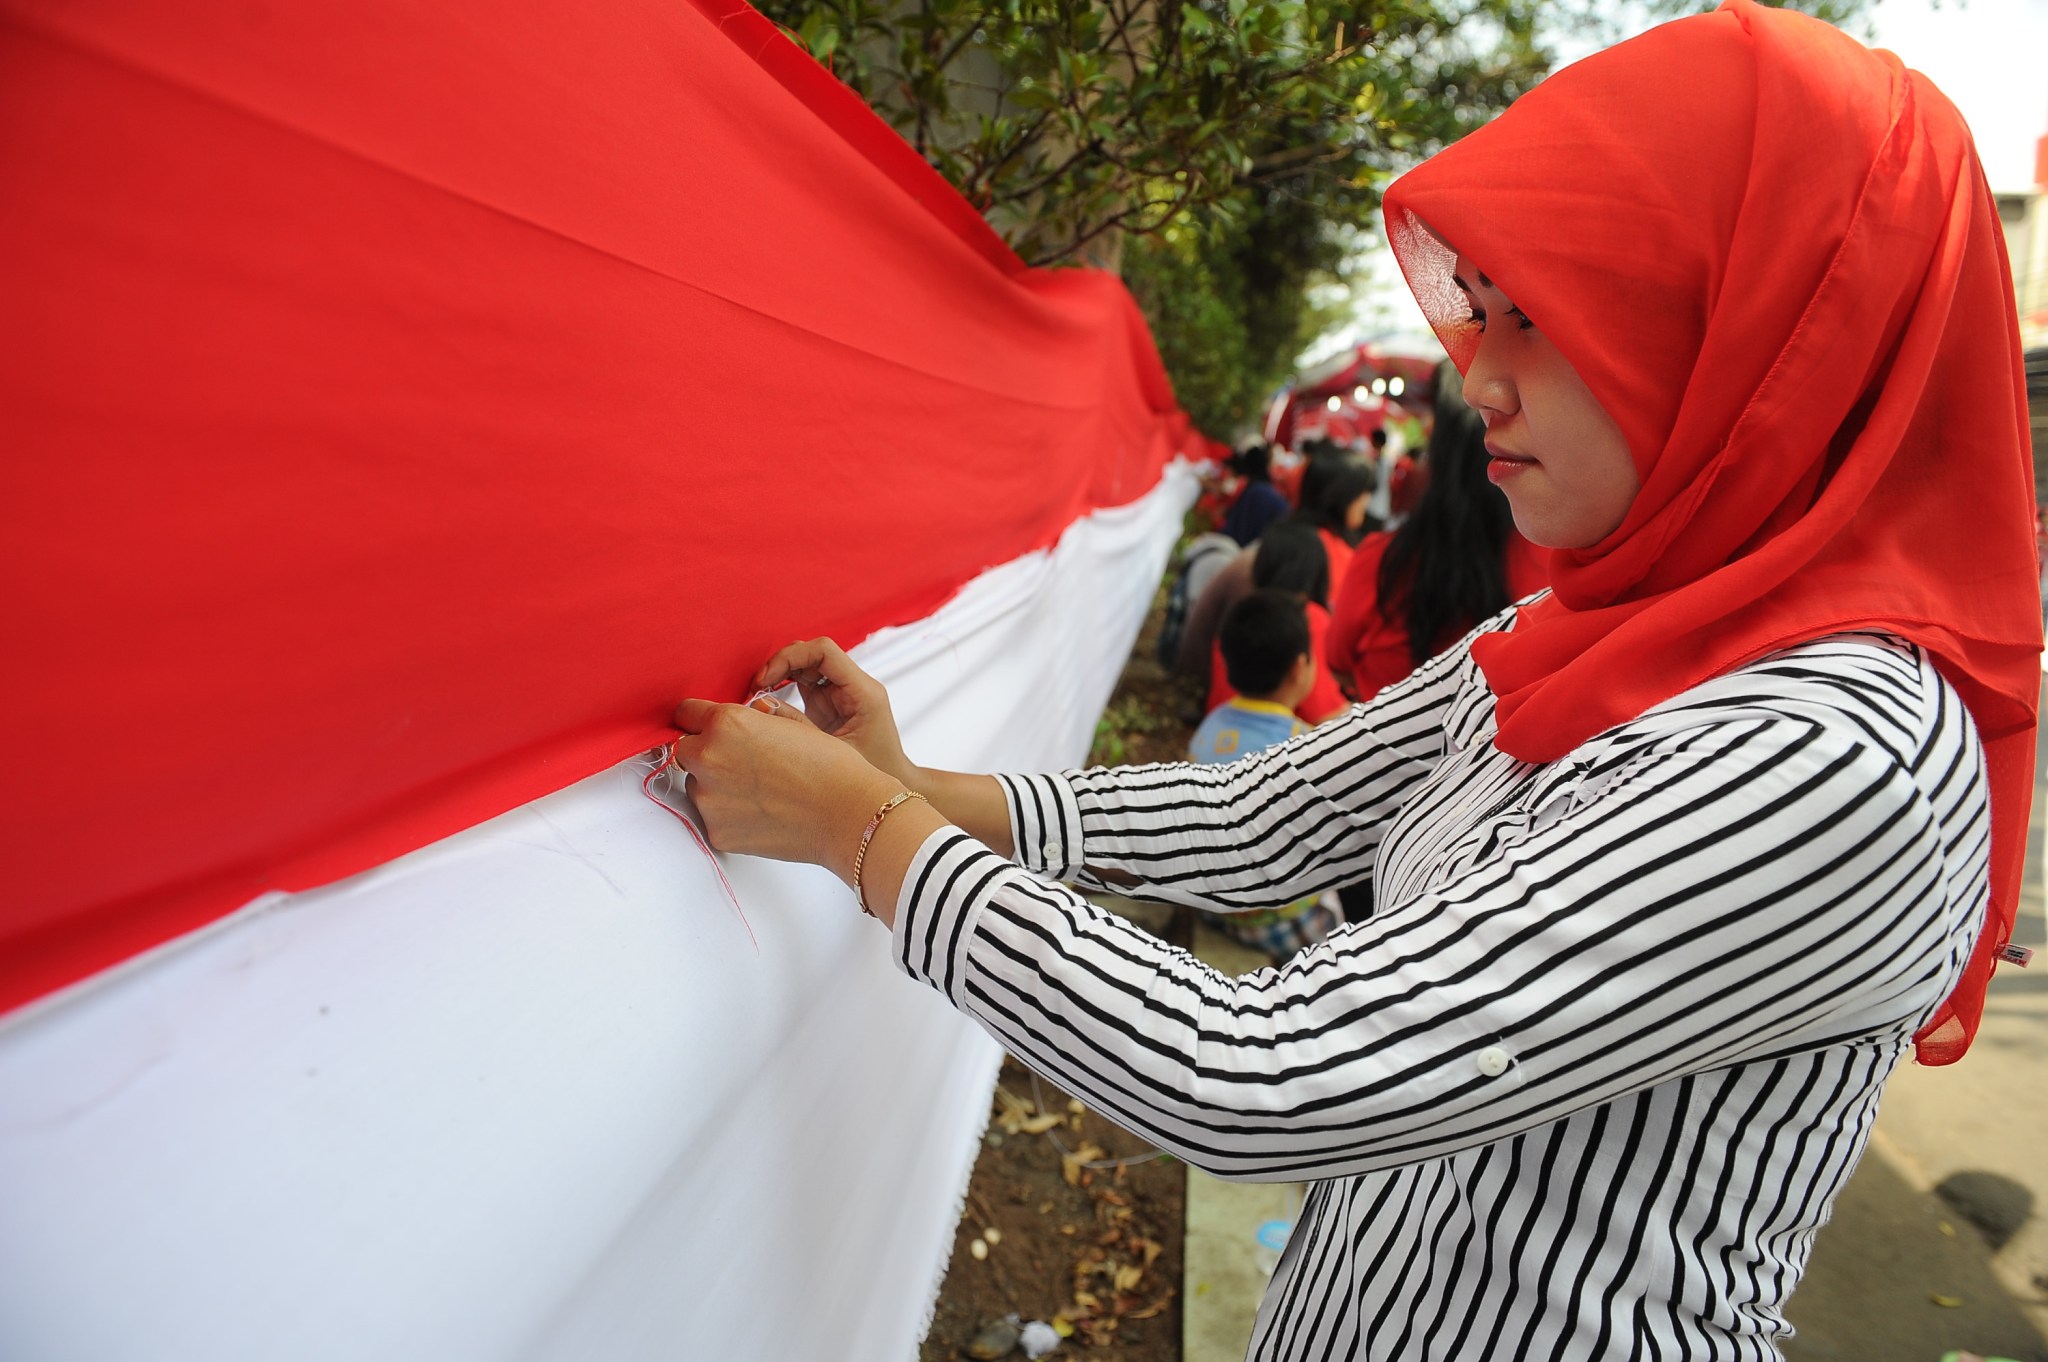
[1383,0,2040,1064]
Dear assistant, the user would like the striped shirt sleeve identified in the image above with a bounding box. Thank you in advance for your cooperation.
[1007,619,1478,908]
[890,709,1984,1183]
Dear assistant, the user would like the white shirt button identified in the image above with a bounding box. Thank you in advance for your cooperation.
[1043,840,1064,863]
[1476,1046,1512,1078]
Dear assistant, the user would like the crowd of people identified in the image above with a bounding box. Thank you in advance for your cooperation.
[1185,363,1550,712]
[1169,361,1555,959]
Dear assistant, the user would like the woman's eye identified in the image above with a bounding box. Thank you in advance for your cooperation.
[1465,306,1533,334]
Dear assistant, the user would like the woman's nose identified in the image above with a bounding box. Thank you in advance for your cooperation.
[1463,339,1516,421]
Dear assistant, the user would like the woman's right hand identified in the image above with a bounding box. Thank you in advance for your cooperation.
[752,637,916,787]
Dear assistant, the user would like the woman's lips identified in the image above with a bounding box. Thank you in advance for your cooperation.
[1485,442,1536,484]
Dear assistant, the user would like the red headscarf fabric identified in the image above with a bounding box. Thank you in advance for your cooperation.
[1382,0,2040,1064]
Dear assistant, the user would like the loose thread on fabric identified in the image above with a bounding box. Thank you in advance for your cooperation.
[642,738,760,954]
[637,683,800,951]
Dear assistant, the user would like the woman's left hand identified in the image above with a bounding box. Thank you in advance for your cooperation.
[670,696,904,879]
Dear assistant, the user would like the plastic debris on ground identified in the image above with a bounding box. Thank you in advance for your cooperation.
[1019,1318,1061,1359]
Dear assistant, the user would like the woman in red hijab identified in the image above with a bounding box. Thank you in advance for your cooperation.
[674,5,2039,1356]
[1379,3,2041,1063]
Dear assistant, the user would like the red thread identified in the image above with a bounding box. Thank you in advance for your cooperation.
[643,739,759,953]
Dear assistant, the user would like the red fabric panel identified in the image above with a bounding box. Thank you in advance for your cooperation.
[0,0,1199,1013]
[689,0,1024,277]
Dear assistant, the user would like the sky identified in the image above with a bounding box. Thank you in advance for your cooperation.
[1867,0,2048,190]
[1317,0,2048,361]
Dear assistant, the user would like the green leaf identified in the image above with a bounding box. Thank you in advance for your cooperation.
[1008,81,1061,110]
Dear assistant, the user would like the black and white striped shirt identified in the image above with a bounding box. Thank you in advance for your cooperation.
[891,622,1989,1361]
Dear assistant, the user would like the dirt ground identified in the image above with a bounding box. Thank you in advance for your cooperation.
[918,1057,1188,1362]
[919,581,1206,1362]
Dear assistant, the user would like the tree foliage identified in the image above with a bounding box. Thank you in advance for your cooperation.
[758,0,1871,435]
[1121,186,1359,435]
[761,0,1551,269]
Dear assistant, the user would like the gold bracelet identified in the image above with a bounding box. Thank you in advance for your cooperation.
[852,789,928,917]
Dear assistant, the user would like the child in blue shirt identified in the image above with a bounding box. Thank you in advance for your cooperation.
[1187,590,1344,960]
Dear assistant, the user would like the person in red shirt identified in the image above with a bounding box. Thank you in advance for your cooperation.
[1328,363,1549,701]
[1207,521,1351,724]
[1295,455,1377,590]
[1175,460,1376,690]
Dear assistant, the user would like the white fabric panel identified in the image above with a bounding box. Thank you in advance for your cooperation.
[0,463,1197,1362]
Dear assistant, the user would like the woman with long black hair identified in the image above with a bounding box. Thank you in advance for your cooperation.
[1327,363,1548,700]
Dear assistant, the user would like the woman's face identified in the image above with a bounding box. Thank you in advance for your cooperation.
[1453,256,1638,548]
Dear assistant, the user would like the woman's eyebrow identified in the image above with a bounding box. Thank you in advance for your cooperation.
[1449,270,1493,295]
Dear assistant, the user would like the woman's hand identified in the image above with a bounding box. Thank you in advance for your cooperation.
[735,635,1016,873]
[671,696,904,879]
[752,638,916,786]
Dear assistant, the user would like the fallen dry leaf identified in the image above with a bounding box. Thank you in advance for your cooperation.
[1061,1141,1105,1187]
[1125,1289,1175,1321]
[991,1088,1046,1136]
[1113,1264,1144,1292]
[1076,1317,1118,1346]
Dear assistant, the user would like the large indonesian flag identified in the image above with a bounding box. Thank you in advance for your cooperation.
[0,2,1204,1357]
